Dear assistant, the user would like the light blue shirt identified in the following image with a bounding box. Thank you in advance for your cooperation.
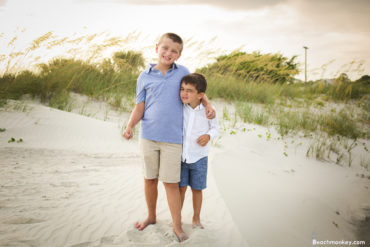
[136,63,190,144]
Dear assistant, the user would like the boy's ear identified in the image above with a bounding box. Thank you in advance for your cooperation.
[155,43,159,53]
[198,92,205,99]
[176,51,182,60]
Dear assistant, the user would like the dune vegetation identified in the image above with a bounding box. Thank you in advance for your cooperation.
[0,31,369,168]
[198,52,369,139]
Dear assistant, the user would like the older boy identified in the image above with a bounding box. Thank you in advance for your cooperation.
[179,73,219,229]
[123,33,215,242]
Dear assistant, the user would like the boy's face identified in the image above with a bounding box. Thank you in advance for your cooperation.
[156,37,182,67]
[180,82,204,105]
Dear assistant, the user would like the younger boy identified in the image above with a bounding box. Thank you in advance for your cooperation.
[179,73,219,229]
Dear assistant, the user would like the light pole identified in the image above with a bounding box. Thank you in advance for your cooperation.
[303,46,308,83]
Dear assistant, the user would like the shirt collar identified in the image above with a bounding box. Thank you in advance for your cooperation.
[184,102,204,111]
[144,63,178,74]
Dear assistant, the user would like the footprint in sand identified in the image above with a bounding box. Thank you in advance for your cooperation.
[4,217,44,225]
[0,239,41,247]
[70,227,181,247]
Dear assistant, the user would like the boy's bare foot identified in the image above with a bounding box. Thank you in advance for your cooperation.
[173,229,189,242]
[135,218,156,231]
[192,219,204,229]
[192,222,204,229]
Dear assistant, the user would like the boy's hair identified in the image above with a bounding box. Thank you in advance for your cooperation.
[158,33,183,52]
[181,73,207,93]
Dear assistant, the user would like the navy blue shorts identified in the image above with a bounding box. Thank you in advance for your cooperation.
[179,157,208,190]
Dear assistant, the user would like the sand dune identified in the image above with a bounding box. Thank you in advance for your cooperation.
[0,100,247,247]
[1,98,369,247]
[212,125,370,247]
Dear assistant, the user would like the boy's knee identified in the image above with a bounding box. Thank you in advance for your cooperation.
[145,178,158,186]
[163,182,179,189]
[191,188,202,193]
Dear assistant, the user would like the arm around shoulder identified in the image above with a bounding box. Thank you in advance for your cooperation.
[201,95,216,119]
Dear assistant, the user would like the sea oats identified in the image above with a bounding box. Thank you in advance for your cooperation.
[8,36,18,47]
[47,37,68,49]
[29,31,54,51]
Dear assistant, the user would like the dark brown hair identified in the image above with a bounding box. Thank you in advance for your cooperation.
[158,33,183,52]
[181,73,207,93]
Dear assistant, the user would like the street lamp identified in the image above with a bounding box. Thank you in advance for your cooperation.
[303,46,308,83]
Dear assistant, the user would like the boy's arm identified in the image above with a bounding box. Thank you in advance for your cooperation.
[197,116,220,146]
[123,102,145,140]
[207,116,220,140]
[201,95,216,119]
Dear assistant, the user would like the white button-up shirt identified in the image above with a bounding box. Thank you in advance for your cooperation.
[182,103,220,163]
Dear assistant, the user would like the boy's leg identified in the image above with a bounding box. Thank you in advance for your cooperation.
[191,188,204,228]
[179,186,187,209]
[163,182,188,241]
[188,157,208,229]
[179,161,189,210]
[135,178,158,230]
[159,142,188,241]
[137,138,160,231]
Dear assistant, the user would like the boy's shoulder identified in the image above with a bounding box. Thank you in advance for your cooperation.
[137,64,154,81]
[138,63,189,75]
[175,63,190,73]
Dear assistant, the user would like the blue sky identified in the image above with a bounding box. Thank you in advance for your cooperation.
[0,0,369,80]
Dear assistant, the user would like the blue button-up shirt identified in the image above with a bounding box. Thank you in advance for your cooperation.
[136,63,190,144]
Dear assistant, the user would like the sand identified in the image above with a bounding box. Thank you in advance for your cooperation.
[0,98,369,247]
[212,127,370,247]
[0,99,247,247]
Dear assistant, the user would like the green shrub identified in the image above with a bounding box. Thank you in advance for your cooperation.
[198,51,299,84]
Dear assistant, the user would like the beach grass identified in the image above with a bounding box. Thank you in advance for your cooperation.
[0,31,369,151]
[1,31,144,111]
[1,56,139,111]
[235,101,368,140]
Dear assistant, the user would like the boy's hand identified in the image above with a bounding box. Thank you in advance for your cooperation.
[123,127,133,140]
[205,104,216,119]
[197,134,210,146]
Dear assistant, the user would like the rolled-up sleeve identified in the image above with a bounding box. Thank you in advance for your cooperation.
[207,117,220,140]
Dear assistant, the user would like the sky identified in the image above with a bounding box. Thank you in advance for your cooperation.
[0,0,369,80]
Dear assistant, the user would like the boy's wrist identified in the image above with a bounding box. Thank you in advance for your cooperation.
[206,134,211,142]
[202,99,209,107]
[126,124,134,130]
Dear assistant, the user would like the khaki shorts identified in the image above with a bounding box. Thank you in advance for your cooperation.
[139,138,182,183]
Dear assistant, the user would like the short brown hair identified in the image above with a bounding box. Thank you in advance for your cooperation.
[181,73,207,93]
[158,33,183,52]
